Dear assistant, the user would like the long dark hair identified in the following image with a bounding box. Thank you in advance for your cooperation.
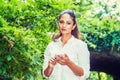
[52,9,82,41]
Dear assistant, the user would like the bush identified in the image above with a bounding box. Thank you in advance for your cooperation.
[0,26,49,80]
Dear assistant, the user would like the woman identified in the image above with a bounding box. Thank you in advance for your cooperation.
[43,10,90,80]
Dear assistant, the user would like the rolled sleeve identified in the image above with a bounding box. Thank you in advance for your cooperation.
[42,44,51,78]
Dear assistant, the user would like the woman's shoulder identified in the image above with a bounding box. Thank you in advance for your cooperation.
[74,38,89,51]
[47,41,58,47]
[74,38,87,46]
[47,41,54,46]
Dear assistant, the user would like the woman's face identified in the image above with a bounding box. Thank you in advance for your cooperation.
[58,13,76,35]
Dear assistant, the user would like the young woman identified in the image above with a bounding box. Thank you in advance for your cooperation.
[43,10,90,80]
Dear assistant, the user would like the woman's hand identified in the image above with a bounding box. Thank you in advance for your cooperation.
[44,57,57,77]
[54,54,84,76]
[55,54,70,65]
[48,57,57,68]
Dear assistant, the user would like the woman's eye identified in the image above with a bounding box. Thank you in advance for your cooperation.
[67,22,71,25]
[59,20,72,25]
[59,21,64,24]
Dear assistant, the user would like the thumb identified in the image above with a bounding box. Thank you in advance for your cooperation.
[64,54,68,57]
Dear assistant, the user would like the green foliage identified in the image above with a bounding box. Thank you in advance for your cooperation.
[81,19,120,54]
[0,16,8,27]
[78,1,120,55]
[0,26,50,80]
[88,71,113,80]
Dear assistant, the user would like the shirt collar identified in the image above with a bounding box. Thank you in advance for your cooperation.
[58,35,75,43]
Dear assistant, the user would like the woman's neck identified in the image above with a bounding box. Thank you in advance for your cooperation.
[61,34,72,46]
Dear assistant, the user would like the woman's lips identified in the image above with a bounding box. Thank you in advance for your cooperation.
[61,28,66,31]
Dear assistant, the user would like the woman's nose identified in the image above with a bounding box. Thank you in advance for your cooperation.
[63,23,66,27]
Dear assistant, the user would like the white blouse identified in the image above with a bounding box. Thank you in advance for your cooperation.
[43,36,90,80]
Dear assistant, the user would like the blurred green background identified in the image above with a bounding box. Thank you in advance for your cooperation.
[0,0,120,80]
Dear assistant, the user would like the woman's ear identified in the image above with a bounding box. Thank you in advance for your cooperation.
[72,24,76,30]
